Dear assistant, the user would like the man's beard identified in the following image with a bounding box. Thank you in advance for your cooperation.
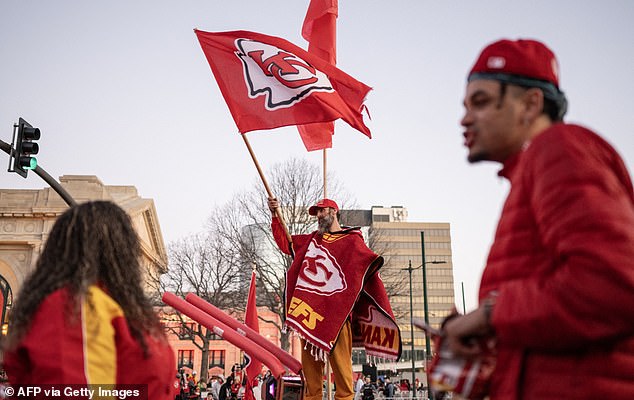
[317,213,334,234]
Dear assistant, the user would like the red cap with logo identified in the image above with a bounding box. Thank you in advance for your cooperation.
[468,39,567,120]
[308,198,339,216]
[468,39,560,87]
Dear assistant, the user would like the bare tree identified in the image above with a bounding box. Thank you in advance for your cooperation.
[207,157,408,348]
[148,231,245,382]
[366,228,409,320]
[205,158,349,351]
[152,157,408,374]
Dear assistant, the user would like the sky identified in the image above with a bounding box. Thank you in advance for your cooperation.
[1,1,633,311]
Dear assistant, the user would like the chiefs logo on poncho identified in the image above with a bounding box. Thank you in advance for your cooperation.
[297,239,347,295]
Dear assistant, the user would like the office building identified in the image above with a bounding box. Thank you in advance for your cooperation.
[341,205,455,374]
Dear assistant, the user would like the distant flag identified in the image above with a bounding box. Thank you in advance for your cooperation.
[243,270,263,400]
[302,0,337,64]
[297,0,338,151]
[194,29,371,138]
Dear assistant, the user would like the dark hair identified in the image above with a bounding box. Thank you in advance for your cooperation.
[543,96,564,122]
[496,82,509,108]
[498,82,566,122]
[4,200,165,354]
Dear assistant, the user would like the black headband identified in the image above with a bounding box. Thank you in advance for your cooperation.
[469,72,568,120]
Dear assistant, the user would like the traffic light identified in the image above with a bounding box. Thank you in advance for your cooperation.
[10,118,40,178]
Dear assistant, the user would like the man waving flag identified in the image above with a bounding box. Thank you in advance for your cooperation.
[194,29,371,138]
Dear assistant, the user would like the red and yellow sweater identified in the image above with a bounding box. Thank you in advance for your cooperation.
[4,285,175,399]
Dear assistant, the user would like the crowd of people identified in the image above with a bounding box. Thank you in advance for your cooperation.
[174,366,276,400]
[174,370,437,400]
[352,374,430,400]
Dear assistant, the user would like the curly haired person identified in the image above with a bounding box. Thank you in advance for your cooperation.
[3,201,175,399]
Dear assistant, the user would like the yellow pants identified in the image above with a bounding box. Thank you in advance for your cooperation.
[301,319,353,400]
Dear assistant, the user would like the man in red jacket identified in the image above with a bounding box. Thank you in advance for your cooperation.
[443,39,634,399]
[268,198,400,400]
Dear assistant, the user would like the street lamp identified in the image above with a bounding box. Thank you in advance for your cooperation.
[420,231,446,400]
[401,260,419,400]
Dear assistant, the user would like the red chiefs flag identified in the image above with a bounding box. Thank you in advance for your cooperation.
[297,0,338,151]
[302,0,337,64]
[243,271,263,400]
[194,29,371,137]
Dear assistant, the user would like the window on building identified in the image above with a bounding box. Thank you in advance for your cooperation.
[400,348,426,362]
[373,214,390,222]
[428,255,451,262]
[179,322,196,340]
[209,350,225,369]
[429,296,455,304]
[352,349,367,365]
[178,350,194,369]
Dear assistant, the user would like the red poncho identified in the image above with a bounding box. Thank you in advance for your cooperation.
[272,218,401,361]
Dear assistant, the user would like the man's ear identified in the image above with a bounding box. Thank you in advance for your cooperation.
[522,87,545,122]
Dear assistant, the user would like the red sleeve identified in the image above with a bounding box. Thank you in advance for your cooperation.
[4,290,88,385]
[271,216,293,255]
[494,126,634,349]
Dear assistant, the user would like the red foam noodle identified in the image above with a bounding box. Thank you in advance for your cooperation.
[185,293,302,374]
[162,292,286,379]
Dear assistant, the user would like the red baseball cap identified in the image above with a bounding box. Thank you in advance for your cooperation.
[468,38,567,119]
[468,38,560,87]
[308,198,339,216]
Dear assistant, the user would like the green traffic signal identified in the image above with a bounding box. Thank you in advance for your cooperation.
[19,156,38,170]
[11,118,41,178]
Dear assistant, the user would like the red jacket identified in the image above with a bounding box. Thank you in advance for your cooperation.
[4,285,176,400]
[481,123,634,399]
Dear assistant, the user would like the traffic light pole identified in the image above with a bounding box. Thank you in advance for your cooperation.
[1,139,77,207]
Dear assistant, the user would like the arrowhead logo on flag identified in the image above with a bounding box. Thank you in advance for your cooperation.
[195,29,371,138]
[236,38,334,110]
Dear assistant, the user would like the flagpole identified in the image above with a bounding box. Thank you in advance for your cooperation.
[241,134,293,246]
[321,138,331,400]
[326,359,332,400]
[323,148,328,198]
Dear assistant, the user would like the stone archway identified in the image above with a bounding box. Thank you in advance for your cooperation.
[0,272,13,335]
